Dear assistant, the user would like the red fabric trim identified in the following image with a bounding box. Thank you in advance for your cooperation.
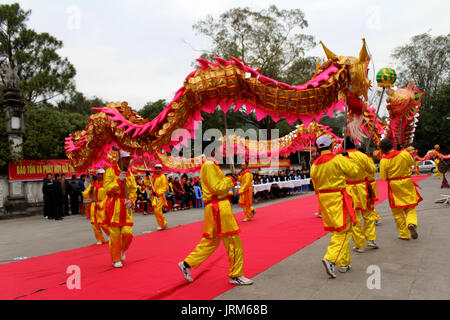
[228,175,237,186]
[346,180,365,185]
[313,153,337,166]
[316,188,345,194]
[382,150,402,159]
[218,230,241,237]
[240,169,250,177]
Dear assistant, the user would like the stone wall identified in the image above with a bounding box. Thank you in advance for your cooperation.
[0,175,44,218]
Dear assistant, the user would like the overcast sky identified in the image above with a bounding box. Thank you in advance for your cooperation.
[5,0,450,116]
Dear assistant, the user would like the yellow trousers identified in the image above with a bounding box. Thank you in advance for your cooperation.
[185,234,244,278]
[392,207,418,239]
[351,209,377,248]
[433,170,442,179]
[92,224,110,243]
[241,205,255,220]
[373,209,381,221]
[324,217,352,267]
[109,226,133,263]
[153,199,167,228]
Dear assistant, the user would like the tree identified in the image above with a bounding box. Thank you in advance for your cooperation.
[192,5,318,138]
[391,33,450,155]
[138,99,167,121]
[57,91,105,115]
[392,33,449,96]
[22,103,89,160]
[0,3,76,103]
[414,83,450,155]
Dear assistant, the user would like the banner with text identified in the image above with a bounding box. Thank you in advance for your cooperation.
[8,160,87,182]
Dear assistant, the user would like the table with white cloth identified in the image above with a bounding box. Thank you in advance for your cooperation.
[235,179,311,195]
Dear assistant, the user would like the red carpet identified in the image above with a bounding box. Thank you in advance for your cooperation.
[0,176,428,300]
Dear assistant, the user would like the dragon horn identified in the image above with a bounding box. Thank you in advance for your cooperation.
[359,38,369,62]
[319,41,337,59]
[315,59,321,74]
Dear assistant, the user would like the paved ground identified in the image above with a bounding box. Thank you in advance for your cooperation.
[216,175,450,300]
[1,175,449,300]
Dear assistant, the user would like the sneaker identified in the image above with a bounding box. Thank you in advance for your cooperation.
[352,247,365,253]
[96,242,103,245]
[157,226,167,231]
[408,224,418,240]
[367,241,379,249]
[121,251,126,262]
[229,276,254,285]
[178,261,193,282]
[321,258,336,278]
[338,265,352,273]
[113,261,123,268]
[375,220,381,226]
[399,237,410,241]
[315,212,322,218]
[242,219,252,222]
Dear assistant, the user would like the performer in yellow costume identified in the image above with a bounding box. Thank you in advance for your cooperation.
[311,135,359,278]
[104,151,138,268]
[414,161,420,176]
[434,158,442,179]
[82,169,110,245]
[178,145,254,285]
[238,161,256,222]
[344,138,378,252]
[379,139,423,240]
[146,164,168,231]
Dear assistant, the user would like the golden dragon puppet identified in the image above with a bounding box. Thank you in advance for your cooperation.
[65,39,386,172]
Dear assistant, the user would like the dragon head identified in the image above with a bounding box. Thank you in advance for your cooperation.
[386,82,424,120]
[320,38,371,101]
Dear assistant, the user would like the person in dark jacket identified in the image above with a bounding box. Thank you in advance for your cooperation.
[42,173,56,219]
[183,179,195,209]
[69,175,80,215]
[61,174,71,216]
[53,174,64,220]
[173,177,188,210]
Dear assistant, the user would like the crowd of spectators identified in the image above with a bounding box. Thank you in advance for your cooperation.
[42,173,90,220]
[135,173,201,213]
[42,167,313,218]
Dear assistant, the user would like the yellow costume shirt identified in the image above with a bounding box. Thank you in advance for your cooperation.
[238,170,253,207]
[380,150,423,208]
[346,149,376,211]
[82,181,107,225]
[311,151,359,231]
[103,165,138,227]
[201,160,238,238]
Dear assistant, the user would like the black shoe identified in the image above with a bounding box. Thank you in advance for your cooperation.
[408,224,418,240]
